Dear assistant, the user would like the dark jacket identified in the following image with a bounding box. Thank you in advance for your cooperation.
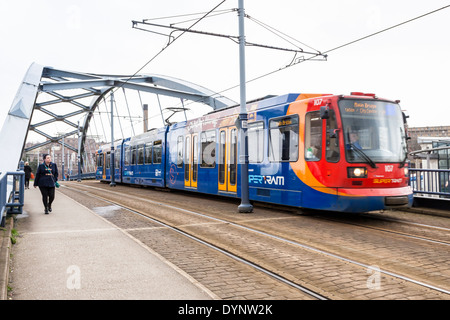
[34,162,58,188]
[24,165,32,179]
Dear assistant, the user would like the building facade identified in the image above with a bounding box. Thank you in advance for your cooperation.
[407,126,450,169]
[23,137,102,180]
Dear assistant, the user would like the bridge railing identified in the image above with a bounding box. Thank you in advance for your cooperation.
[409,168,450,198]
[66,172,96,181]
[0,170,25,227]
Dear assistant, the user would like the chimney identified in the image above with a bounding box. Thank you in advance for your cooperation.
[143,104,148,132]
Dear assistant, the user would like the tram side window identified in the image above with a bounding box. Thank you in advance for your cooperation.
[131,146,137,165]
[177,136,183,167]
[115,148,120,168]
[219,131,226,184]
[248,122,264,163]
[269,116,299,162]
[153,140,162,164]
[97,154,103,167]
[145,142,152,164]
[193,135,198,182]
[185,136,191,181]
[305,112,322,161]
[124,147,130,166]
[326,110,340,162]
[137,145,144,165]
[106,152,110,169]
[200,130,216,168]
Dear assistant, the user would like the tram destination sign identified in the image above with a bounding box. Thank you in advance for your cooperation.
[339,100,398,117]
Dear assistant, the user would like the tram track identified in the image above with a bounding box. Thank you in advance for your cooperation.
[60,184,326,300]
[60,182,450,299]
[313,214,450,247]
[101,198,328,300]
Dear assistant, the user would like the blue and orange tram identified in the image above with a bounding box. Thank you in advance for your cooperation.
[96,92,413,212]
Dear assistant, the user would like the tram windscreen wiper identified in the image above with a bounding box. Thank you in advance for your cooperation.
[349,143,377,168]
[399,127,408,168]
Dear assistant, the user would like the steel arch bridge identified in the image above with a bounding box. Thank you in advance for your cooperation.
[0,63,237,174]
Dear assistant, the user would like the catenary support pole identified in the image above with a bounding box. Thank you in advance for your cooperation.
[62,135,65,181]
[237,0,253,213]
[77,121,81,182]
[110,91,116,187]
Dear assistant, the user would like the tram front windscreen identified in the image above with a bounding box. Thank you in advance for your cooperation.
[338,99,408,164]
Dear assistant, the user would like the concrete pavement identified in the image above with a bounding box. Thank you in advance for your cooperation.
[7,186,216,300]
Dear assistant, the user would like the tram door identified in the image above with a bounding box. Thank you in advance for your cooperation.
[102,153,106,180]
[218,127,237,193]
[184,133,199,188]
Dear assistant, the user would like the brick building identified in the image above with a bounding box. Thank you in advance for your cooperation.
[407,126,450,169]
[23,137,102,179]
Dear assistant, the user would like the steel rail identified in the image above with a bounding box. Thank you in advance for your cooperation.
[313,215,450,247]
[63,185,328,300]
[63,183,450,297]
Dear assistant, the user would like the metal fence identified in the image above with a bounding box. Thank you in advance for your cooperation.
[409,168,450,199]
[0,170,25,227]
[66,172,96,181]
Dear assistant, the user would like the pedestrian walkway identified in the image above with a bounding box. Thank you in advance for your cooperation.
[9,186,216,300]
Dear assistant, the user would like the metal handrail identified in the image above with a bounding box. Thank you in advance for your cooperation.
[0,170,25,227]
[409,168,450,198]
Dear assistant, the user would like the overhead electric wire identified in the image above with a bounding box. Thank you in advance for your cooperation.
[165,4,450,113]
[122,3,450,129]
[221,4,450,96]
[245,14,322,54]
[102,0,228,130]
[168,9,236,27]
[134,13,323,55]
[113,97,124,139]
[122,87,135,136]
[324,4,450,54]
[143,8,234,23]
[122,0,228,91]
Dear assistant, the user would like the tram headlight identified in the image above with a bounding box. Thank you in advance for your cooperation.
[348,167,367,178]
[403,167,409,177]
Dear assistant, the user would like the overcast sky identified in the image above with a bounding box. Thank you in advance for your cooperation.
[1,0,450,139]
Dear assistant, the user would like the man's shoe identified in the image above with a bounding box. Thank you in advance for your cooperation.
[45,207,49,214]
[48,207,52,213]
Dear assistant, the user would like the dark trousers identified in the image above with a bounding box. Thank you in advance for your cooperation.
[39,186,55,209]
[25,178,30,188]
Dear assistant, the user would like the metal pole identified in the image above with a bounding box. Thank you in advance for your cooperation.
[68,150,71,179]
[62,135,65,181]
[143,103,149,133]
[237,0,253,213]
[77,121,81,182]
[110,91,116,187]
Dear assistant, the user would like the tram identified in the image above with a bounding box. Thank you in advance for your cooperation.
[96,92,413,212]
